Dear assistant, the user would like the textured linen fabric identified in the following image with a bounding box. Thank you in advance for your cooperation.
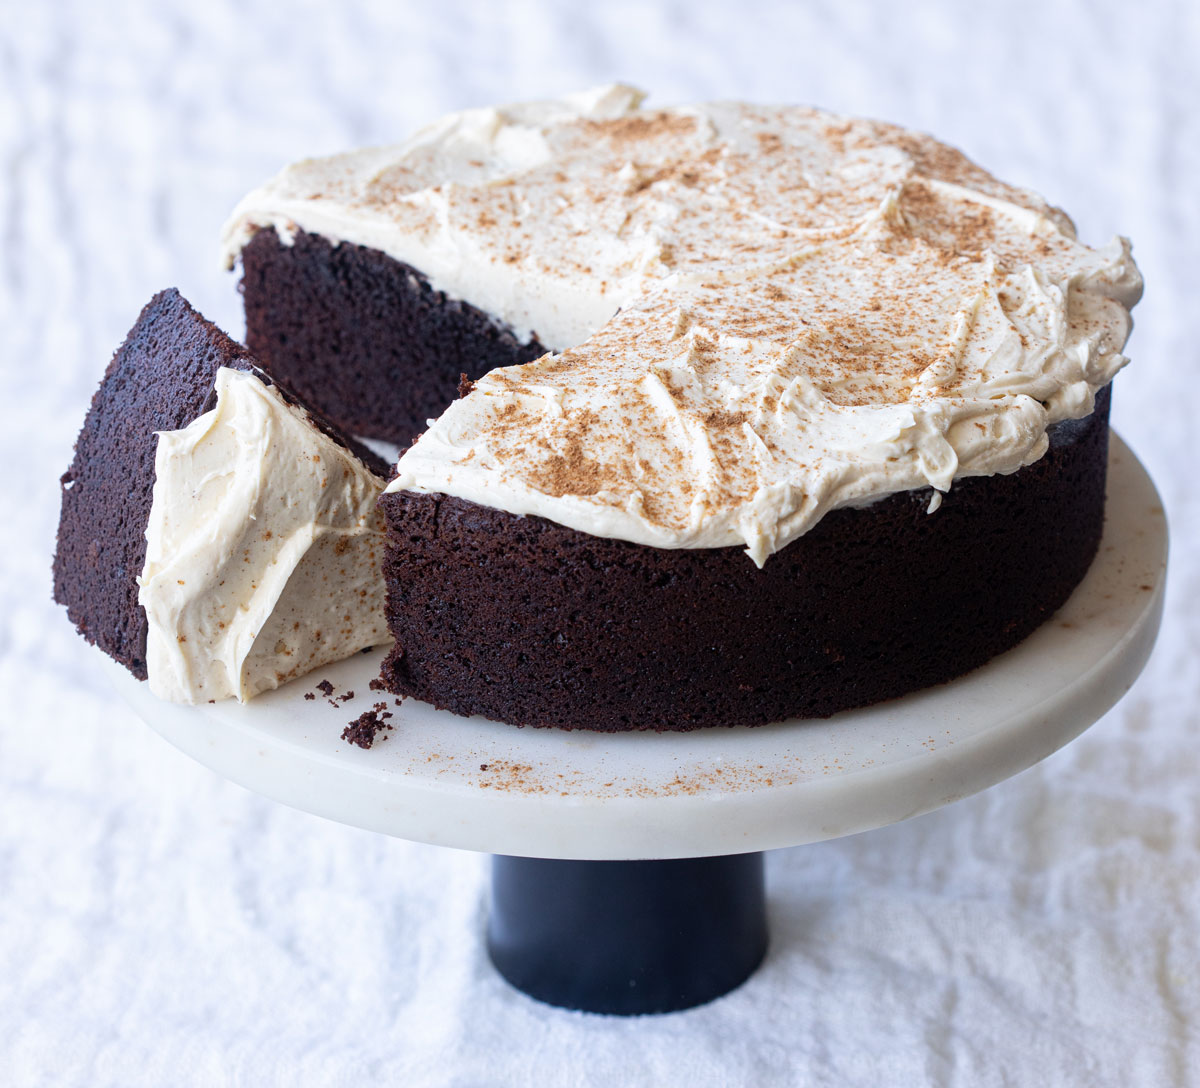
[2,1,1198,1085]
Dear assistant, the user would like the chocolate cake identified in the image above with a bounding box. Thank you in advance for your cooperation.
[219,87,1141,731]
[53,289,391,702]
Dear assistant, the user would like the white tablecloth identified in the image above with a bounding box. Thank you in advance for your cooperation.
[3,2,1197,1084]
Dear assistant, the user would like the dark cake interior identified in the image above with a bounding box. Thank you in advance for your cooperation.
[240,227,548,446]
[53,288,389,681]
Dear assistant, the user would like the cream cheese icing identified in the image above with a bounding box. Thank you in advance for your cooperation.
[220,84,648,348]
[137,367,389,703]
[223,87,1142,565]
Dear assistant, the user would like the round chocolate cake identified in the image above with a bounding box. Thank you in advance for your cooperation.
[58,86,1142,729]
[221,86,1141,730]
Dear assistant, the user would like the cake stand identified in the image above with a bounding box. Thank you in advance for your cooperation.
[107,436,1167,1015]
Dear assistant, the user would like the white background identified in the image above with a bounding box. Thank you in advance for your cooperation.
[2,1,1197,1084]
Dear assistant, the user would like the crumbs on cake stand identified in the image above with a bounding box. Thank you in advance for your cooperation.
[302,677,402,747]
[342,703,396,749]
[302,677,359,708]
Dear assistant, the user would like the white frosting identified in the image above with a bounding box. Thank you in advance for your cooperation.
[138,368,389,703]
[223,87,1142,566]
[220,84,647,348]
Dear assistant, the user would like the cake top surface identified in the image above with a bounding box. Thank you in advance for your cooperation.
[224,86,1142,563]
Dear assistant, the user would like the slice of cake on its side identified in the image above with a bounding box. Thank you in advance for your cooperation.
[53,288,392,703]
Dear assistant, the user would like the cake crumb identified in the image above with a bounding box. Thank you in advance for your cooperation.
[316,679,334,697]
[304,692,316,701]
[342,709,394,749]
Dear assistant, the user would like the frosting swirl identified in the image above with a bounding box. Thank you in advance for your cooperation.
[138,368,389,703]
[224,87,1141,565]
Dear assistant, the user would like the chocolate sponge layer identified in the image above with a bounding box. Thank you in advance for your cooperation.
[378,387,1111,732]
[240,227,549,445]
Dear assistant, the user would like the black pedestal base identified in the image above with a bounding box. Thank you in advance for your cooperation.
[486,853,767,1015]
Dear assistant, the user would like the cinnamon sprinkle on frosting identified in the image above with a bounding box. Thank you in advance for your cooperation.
[223,86,1141,565]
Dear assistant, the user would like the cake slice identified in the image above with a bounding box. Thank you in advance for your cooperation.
[53,289,391,703]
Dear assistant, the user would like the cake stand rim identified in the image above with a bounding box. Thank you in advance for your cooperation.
[105,432,1168,859]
